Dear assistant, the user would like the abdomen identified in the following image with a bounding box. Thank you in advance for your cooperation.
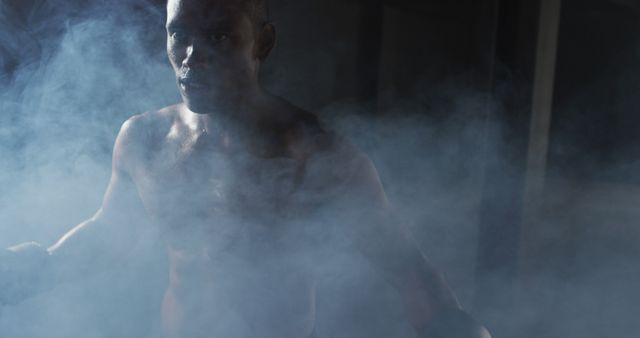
[162,246,316,338]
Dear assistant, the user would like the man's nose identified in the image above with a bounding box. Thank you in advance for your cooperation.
[182,40,213,68]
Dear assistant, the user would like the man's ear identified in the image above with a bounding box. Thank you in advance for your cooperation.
[255,23,276,61]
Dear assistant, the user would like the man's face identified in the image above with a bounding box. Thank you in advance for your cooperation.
[166,0,261,114]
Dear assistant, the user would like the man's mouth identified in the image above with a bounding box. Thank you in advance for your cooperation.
[179,77,211,91]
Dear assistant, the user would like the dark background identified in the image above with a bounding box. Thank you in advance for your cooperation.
[2,0,640,337]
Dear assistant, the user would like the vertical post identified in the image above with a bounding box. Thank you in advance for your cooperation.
[517,0,562,329]
[522,0,562,211]
[474,0,541,335]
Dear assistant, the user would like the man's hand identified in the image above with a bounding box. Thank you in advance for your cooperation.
[0,117,148,308]
[418,308,492,338]
[0,242,53,306]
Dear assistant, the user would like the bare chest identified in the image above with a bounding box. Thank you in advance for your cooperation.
[131,137,342,250]
[145,152,298,211]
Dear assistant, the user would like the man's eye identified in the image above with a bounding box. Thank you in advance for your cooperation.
[210,32,228,42]
[171,31,188,41]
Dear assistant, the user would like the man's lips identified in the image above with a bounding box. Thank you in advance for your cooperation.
[179,78,211,91]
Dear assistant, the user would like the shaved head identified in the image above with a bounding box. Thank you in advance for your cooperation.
[243,0,269,28]
[167,0,269,28]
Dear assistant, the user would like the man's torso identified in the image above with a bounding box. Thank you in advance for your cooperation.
[122,103,360,338]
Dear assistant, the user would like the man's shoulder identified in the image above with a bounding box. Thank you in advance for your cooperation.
[286,111,373,188]
[273,99,353,160]
[300,133,386,212]
[118,104,184,145]
[123,104,181,133]
[305,134,372,179]
[114,104,183,164]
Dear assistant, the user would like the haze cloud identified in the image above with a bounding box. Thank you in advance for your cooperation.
[2,1,637,338]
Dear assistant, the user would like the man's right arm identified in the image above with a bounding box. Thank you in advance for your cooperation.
[1,116,150,304]
[47,116,149,275]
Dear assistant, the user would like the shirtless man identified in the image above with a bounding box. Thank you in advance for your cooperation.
[1,0,491,337]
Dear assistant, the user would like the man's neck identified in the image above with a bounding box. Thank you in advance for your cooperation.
[184,89,287,156]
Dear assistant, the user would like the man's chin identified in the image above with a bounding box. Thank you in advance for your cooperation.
[183,98,215,114]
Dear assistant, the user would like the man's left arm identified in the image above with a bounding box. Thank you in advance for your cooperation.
[342,154,491,338]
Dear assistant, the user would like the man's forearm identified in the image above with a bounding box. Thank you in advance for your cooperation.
[391,252,492,338]
[406,273,456,331]
[389,251,493,337]
[416,307,492,338]
[47,211,137,282]
[386,249,461,330]
[1,210,142,306]
[48,218,94,254]
[47,217,103,281]
[2,217,111,288]
[355,219,488,336]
